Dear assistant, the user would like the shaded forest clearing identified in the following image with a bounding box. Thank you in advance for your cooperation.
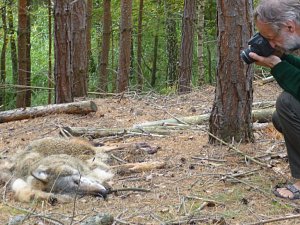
[1,82,300,225]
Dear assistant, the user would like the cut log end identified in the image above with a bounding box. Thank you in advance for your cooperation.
[90,101,98,112]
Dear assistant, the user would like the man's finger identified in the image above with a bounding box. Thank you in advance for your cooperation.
[249,52,261,61]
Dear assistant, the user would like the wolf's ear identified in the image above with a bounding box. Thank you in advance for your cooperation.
[31,167,49,182]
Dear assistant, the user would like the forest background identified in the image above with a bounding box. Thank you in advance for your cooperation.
[1,0,277,144]
[0,0,221,110]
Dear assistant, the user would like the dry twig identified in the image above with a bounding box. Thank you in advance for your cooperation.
[205,130,268,167]
[110,187,150,193]
[245,214,300,225]
[191,156,227,163]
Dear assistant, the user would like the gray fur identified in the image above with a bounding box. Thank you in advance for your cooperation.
[1,137,113,203]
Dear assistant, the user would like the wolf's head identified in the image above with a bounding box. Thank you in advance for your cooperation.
[27,154,113,199]
[8,137,114,203]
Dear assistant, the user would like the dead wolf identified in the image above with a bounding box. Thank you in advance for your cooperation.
[0,137,113,203]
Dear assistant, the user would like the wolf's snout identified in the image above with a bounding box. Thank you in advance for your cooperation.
[98,188,109,199]
[77,176,110,199]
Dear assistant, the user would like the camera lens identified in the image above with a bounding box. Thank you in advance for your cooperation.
[240,48,255,64]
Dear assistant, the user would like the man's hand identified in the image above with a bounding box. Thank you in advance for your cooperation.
[249,52,282,68]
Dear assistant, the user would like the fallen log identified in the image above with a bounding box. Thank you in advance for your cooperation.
[134,107,275,128]
[62,126,172,138]
[64,108,275,138]
[252,101,275,108]
[0,101,97,123]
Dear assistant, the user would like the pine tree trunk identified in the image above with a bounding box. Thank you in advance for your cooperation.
[165,1,178,87]
[99,0,112,92]
[209,0,254,143]
[136,0,144,91]
[25,0,31,107]
[54,0,73,103]
[17,0,31,108]
[197,0,205,86]
[71,0,88,97]
[86,0,93,70]
[48,0,52,104]
[117,0,132,93]
[151,33,159,87]
[178,0,196,94]
[0,3,8,110]
[7,0,18,86]
[111,30,116,92]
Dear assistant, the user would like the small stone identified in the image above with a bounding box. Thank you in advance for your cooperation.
[8,215,26,225]
[80,213,114,225]
[146,174,153,181]
[160,207,169,213]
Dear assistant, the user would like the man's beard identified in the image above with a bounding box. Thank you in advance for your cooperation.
[281,31,300,51]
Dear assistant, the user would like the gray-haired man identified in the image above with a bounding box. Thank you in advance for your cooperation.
[249,0,300,199]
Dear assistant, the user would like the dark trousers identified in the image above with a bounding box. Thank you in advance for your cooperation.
[272,91,300,179]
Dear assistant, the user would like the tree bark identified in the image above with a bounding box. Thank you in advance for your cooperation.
[151,15,160,87]
[136,0,144,91]
[0,101,98,123]
[1,3,8,110]
[17,0,31,108]
[99,0,112,92]
[86,0,93,70]
[111,29,116,92]
[178,0,196,94]
[54,0,73,103]
[117,0,132,93]
[7,0,18,86]
[164,1,178,87]
[25,0,31,107]
[197,0,205,86]
[48,0,53,104]
[209,0,254,143]
[71,0,88,97]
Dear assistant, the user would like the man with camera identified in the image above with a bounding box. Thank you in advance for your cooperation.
[247,0,300,200]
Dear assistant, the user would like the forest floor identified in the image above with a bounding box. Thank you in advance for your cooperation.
[1,80,300,225]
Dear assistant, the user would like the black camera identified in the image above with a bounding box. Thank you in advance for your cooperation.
[241,32,275,64]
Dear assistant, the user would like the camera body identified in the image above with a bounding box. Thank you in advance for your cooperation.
[241,32,275,64]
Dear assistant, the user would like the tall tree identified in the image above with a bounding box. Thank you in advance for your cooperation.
[209,0,254,143]
[86,0,93,68]
[54,0,73,103]
[165,1,178,87]
[7,0,18,85]
[99,0,112,92]
[0,2,8,110]
[151,29,159,87]
[178,0,196,94]
[17,0,31,108]
[197,0,205,86]
[111,29,116,92]
[136,0,144,91]
[117,0,132,93]
[151,0,161,87]
[48,0,52,104]
[205,0,217,84]
[71,0,88,97]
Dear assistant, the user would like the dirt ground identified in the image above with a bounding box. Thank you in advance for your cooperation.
[1,81,300,225]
